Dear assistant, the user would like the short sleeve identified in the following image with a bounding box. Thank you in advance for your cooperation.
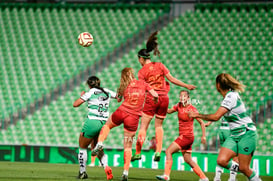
[160,63,170,75]
[80,91,92,101]
[173,103,179,111]
[104,88,117,98]
[138,70,145,81]
[221,92,236,110]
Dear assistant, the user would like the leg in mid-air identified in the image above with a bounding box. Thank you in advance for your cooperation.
[131,115,152,161]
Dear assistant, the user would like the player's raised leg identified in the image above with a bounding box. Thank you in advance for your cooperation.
[131,115,152,161]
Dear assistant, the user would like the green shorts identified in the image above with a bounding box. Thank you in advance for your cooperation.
[222,130,257,155]
[81,118,105,139]
[219,128,230,146]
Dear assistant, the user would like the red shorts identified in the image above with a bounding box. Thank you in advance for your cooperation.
[111,108,140,132]
[142,94,169,118]
[174,135,194,152]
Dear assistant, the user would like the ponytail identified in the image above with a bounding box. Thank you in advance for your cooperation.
[216,73,246,93]
[138,31,160,59]
[117,68,134,96]
[86,76,109,100]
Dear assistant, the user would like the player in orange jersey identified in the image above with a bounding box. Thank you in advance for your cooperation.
[132,31,196,162]
[92,67,158,181]
[156,90,208,181]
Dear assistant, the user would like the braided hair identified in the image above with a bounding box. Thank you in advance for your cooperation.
[138,31,160,59]
[86,76,109,100]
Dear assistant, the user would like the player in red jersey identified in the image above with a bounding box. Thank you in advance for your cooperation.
[92,67,158,181]
[156,90,208,181]
[132,31,196,162]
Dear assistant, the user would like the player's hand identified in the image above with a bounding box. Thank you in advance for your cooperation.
[153,97,159,104]
[204,122,210,127]
[188,112,198,118]
[80,91,85,96]
[201,136,206,144]
[187,84,196,90]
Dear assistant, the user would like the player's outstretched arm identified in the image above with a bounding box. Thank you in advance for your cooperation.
[167,108,176,114]
[188,107,228,121]
[73,91,85,107]
[165,73,196,90]
[196,118,206,144]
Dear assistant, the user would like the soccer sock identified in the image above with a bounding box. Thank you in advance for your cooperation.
[78,148,87,173]
[98,153,108,169]
[98,125,110,143]
[215,165,224,179]
[249,170,260,181]
[135,129,146,154]
[227,160,239,172]
[164,160,173,177]
[124,148,132,173]
[155,127,163,153]
[229,170,237,180]
[193,165,207,179]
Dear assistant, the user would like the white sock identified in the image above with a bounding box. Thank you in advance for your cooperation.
[229,161,239,172]
[215,165,223,179]
[100,154,108,168]
[78,148,87,173]
[229,170,237,180]
[249,174,260,181]
[123,170,128,176]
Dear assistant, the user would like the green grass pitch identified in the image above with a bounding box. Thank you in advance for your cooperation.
[0,162,272,181]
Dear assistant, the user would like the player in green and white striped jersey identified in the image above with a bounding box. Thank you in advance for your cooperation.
[73,76,117,180]
[189,73,261,181]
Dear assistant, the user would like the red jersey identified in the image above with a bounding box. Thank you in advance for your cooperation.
[119,79,152,116]
[138,62,170,95]
[173,103,198,137]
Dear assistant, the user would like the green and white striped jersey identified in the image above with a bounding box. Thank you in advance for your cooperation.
[221,91,256,135]
[81,88,116,121]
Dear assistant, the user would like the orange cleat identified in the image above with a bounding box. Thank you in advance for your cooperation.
[104,166,113,180]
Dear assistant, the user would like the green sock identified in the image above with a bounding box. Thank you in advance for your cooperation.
[249,171,256,180]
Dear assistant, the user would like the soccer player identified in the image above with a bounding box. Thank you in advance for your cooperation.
[93,67,158,181]
[73,76,116,180]
[189,73,261,181]
[205,120,238,181]
[131,31,196,162]
[156,90,208,181]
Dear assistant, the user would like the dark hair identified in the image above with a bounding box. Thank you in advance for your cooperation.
[180,90,190,97]
[138,31,160,59]
[86,76,109,100]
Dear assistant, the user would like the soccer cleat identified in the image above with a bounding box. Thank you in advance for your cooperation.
[154,152,161,162]
[199,178,209,181]
[131,154,141,161]
[92,143,104,156]
[156,175,170,181]
[78,171,88,179]
[121,174,128,181]
[104,166,113,180]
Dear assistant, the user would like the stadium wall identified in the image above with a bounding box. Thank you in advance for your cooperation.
[0,145,272,176]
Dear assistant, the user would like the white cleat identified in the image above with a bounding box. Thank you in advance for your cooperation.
[199,178,209,181]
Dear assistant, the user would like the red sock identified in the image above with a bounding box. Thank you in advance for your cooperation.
[135,129,146,154]
[155,127,163,153]
[193,165,207,179]
[164,160,173,177]
[124,148,132,171]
